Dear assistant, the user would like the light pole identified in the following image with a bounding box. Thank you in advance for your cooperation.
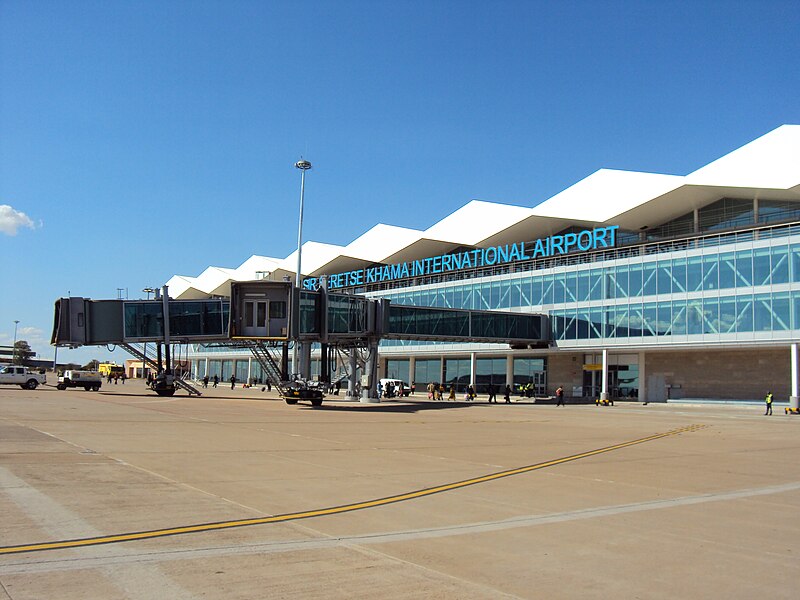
[292,158,312,377]
[12,320,19,364]
[142,288,157,379]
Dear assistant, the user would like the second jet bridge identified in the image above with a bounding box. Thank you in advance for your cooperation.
[52,281,549,402]
[228,281,548,345]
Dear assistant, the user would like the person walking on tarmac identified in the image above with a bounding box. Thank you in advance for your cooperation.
[555,385,565,407]
[765,390,774,415]
[504,384,511,403]
[487,384,497,403]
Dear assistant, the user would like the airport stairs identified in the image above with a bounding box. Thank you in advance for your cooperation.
[119,343,202,396]
[224,340,289,396]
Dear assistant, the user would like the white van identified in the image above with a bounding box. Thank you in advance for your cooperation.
[379,378,411,397]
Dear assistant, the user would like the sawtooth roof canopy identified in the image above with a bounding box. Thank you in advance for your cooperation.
[167,124,800,299]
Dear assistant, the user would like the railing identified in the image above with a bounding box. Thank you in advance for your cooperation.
[342,220,800,295]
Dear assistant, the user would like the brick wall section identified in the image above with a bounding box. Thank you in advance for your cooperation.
[546,353,583,396]
[645,348,789,401]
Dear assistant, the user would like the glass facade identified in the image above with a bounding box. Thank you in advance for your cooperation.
[205,359,234,382]
[444,358,471,391]
[377,237,800,345]
[475,357,506,393]
[414,359,440,385]
[235,360,248,383]
[513,358,546,396]
[385,359,409,382]
[185,211,800,401]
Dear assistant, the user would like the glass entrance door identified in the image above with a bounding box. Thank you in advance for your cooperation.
[243,300,268,337]
[582,369,601,398]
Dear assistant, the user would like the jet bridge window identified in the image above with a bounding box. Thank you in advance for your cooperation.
[269,301,287,319]
[123,300,229,339]
[124,303,163,338]
[169,301,228,337]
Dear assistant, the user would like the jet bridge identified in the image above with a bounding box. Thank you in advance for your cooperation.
[52,281,549,404]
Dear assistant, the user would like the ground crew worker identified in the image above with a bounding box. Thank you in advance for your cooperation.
[765,391,773,415]
[555,385,565,407]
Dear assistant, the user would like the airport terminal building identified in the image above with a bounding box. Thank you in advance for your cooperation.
[169,125,800,402]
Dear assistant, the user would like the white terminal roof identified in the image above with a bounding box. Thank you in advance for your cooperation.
[168,124,800,299]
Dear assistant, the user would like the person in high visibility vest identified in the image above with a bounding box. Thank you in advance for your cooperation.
[765,391,773,415]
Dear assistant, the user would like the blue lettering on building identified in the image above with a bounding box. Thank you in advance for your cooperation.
[302,225,619,290]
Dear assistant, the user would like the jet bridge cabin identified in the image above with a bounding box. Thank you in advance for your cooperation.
[229,281,292,340]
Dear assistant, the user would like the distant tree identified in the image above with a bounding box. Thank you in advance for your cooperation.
[82,359,100,371]
[13,340,33,366]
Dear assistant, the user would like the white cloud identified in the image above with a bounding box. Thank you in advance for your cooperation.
[0,205,37,235]
[19,326,44,338]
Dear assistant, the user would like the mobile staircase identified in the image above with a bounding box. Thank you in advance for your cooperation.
[119,343,202,397]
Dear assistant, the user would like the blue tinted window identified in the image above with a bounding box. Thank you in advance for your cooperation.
[671,259,687,293]
[754,294,772,330]
[736,296,754,332]
[736,250,753,287]
[719,252,735,289]
[643,264,657,296]
[754,248,771,286]
[702,256,718,290]
[772,248,789,285]
[687,257,703,292]
[772,292,790,330]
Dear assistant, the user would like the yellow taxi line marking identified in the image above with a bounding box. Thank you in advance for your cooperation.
[0,424,706,555]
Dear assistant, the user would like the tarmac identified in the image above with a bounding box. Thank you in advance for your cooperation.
[1,380,798,599]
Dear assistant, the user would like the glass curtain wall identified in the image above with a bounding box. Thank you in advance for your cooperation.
[208,360,222,382]
[250,361,263,384]
[513,358,546,396]
[381,241,800,343]
[235,360,248,384]
[414,359,441,386]
[444,358,471,392]
[475,357,506,393]
[220,360,233,381]
[385,359,410,382]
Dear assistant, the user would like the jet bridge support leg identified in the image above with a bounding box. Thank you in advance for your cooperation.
[361,339,380,403]
[347,352,358,399]
[300,342,312,381]
[281,343,289,381]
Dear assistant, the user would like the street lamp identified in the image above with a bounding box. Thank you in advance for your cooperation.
[12,320,19,364]
[142,288,157,379]
[292,158,311,377]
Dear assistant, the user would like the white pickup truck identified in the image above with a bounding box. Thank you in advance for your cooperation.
[0,365,47,389]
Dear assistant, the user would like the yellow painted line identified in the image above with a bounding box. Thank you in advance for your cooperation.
[0,424,706,555]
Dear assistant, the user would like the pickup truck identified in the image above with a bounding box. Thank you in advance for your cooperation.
[57,370,102,391]
[0,365,47,389]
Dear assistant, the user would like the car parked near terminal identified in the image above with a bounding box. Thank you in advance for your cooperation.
[0,365,46,389]
[379,378,411,397]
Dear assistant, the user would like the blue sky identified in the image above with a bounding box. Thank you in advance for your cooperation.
[1,0,799,365]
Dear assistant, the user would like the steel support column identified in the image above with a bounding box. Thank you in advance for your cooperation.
[791,343,799,410]
[600,348,609,401]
